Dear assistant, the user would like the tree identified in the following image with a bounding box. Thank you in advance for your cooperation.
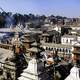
[0,14,5,28]
[13,13,24,25]
[24,14,30,22]
[40,15,46,21]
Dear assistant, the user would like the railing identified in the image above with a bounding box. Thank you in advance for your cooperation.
[0,43,12,50]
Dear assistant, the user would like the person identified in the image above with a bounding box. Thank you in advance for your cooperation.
[53,50,61,65]
[12,45,15,53]
[6,71,12,80]
[0,69,4,80]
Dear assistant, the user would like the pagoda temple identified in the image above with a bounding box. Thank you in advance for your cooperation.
[18,36,50,80]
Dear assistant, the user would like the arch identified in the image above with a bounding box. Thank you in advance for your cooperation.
[63,48,65,52]
[46,47,48,50]
[65,48,68,52]
[57,48,59,51]
[49,47,51,50]
[59,48,61,52]
[51,48,53,51]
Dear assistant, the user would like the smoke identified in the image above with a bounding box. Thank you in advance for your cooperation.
[5,14,14,28]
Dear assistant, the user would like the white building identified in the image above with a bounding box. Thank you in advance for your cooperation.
[61,35,77,45]
[77,36,80,42]
[70,30,77,35]
[53,25,61,33]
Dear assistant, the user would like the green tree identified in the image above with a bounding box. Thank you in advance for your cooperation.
[0,15,5,28]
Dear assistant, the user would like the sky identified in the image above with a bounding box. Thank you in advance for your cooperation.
[0,0,80,17]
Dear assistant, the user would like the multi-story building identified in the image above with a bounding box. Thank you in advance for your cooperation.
[42,30,61,44]
[61,35,77,45]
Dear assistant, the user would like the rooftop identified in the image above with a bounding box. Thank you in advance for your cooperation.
[41,41,72,49]
[0,48,13,63]
[62,35,77,38]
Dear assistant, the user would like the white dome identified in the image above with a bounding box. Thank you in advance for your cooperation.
[70,66,79,74]
[65,66,80,80]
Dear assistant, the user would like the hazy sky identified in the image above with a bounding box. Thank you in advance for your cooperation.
[0,0,80,17]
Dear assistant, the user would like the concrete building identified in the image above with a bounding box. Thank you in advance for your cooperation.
[0,30,27,80]
[41,42,72,55]
[61,35,77,45]
[53,25,61,33]
[0,48,16,80]
[42,30,61,44]
[69,30,77,35]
